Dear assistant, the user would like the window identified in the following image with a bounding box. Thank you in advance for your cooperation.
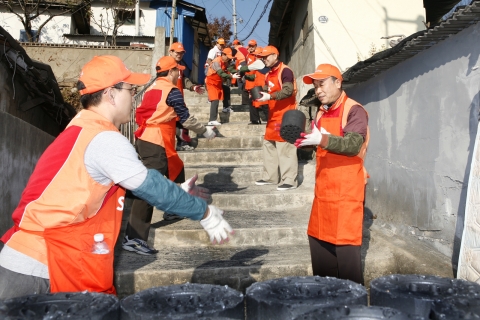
[20,30,38,42]
[116,9,137,25]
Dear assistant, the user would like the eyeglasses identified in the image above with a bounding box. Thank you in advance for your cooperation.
[114,86,137,96]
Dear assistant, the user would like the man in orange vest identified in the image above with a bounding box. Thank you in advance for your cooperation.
[205,47,241,126]
[295,64,369,284]
[241,40,269,124]
[126,55,217,246]
[0,55,233,299]
[254,46,298,191]
[169,42,205,151]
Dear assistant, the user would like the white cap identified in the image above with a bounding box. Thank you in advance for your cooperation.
[94,233,104,242]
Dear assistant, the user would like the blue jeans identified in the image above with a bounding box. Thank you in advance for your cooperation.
[0,265,50,299]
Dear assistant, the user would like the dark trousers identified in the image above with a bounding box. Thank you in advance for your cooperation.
[222,83,230,109]
[125,139,185,241]
[209,100,220,122]
[308,236,364,285]
[241,88,250,105]
[249,100,269,123]
[0,265,50,299]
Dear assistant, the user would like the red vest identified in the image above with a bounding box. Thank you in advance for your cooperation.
[264,62,297,141]
[134,78,183,181]
[1,110,126,294]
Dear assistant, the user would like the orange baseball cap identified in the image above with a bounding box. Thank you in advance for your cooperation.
[248,39,257,46]
[303,64,343,84]
[78,55,150,95]
[169,42,186,53]
[233,39,241,45]
[217,38,225,45]
[222,48,234,59]
[253,46,263,55]
[156,56,186,71]
[256,45,279,57]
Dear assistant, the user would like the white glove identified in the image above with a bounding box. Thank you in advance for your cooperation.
[192,85,205,94]
[200,205,233,244]
[181,174,211,201]
[320,127,330,135]
[256,92,270,102]
[248,60,265,71]
[295,125,323,147]
[203,126,216,140]
[232,73,241,79]
[204,63,209,68]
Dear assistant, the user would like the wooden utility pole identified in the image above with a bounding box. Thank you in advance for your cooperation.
[169,0,177,47]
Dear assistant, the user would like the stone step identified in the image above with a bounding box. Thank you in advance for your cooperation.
[149,208,311,248]
[114,244,312,298]
[187,104,250,114]
[195,110,251,123]
[204,184,314,211]
[184,165,263,185]
[193,136,263,149]
[114,222,454,298]
[178,148,263,166]
[184,95,243,105]
[191,122,266,138]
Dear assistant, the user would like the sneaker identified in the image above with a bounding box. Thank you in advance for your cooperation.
[222,107,234,113]
[255,180,274,186]
[277,184,297,191]
[207,121,222,126]
[176,144,195,151]
[248,121,261,125]
[122,236,158,255]
[163,212,184,221]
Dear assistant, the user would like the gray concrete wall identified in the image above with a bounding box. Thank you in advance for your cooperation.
[346,23,480,266]
[0,112,55,237]
[23,46,153,84]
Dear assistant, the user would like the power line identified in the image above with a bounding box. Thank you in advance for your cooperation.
[237,0,261,34]
[240,0,272,42]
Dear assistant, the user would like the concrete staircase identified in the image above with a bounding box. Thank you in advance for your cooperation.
[114,89,453,298]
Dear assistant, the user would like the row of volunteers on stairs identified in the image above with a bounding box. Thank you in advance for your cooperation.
[0,55,234,299]
[0,40,370,298]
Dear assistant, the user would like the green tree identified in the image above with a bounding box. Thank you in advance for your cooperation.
[0,0,82,42]
[207,15,232,45]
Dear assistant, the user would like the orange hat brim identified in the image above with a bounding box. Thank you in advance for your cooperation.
[121,73,151,86]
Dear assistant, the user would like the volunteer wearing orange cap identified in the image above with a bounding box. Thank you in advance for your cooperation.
[0,55,233,299]
[254,45,298,191]
[241,40,269,124]
[205,38,226,74]
[205,47,240,126]
[169,42,205,151]
[295,64,369,284]
[127,56,217,242]
[231,39,247,90]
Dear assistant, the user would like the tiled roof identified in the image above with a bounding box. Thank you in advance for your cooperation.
[342,0,480,88]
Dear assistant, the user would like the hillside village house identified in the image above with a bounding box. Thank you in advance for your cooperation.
[0,0,211,82]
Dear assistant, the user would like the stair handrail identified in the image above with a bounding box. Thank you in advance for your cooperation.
[120,76,156,144]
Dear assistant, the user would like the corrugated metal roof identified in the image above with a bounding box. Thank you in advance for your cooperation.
[343,0,480,88]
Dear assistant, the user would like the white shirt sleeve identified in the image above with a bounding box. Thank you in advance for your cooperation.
[84,131,147,190]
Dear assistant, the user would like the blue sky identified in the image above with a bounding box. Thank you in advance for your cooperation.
[188,0,273,46]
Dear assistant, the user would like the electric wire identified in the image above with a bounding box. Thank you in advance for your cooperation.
[240,0,272,42]
[237,0,261,34]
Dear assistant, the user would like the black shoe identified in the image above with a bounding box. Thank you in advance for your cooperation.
[277,184,297,191]
[248,121,261,125]
[255,180,274,186]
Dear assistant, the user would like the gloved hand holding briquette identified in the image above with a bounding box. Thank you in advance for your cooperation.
[200,205,234,244]
[294,125,330,148]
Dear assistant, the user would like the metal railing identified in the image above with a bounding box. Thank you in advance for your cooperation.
[120,77,156,144]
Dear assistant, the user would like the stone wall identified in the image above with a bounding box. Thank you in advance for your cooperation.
[23,46,154,85]
[345,22,480,269]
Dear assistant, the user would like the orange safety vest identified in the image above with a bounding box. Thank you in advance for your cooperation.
[307,92,370,246]
[205,56,227,101]
[134,77,183,181]
[264,62,297,141]
[176,68,185,94]
[1,109,126,294]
